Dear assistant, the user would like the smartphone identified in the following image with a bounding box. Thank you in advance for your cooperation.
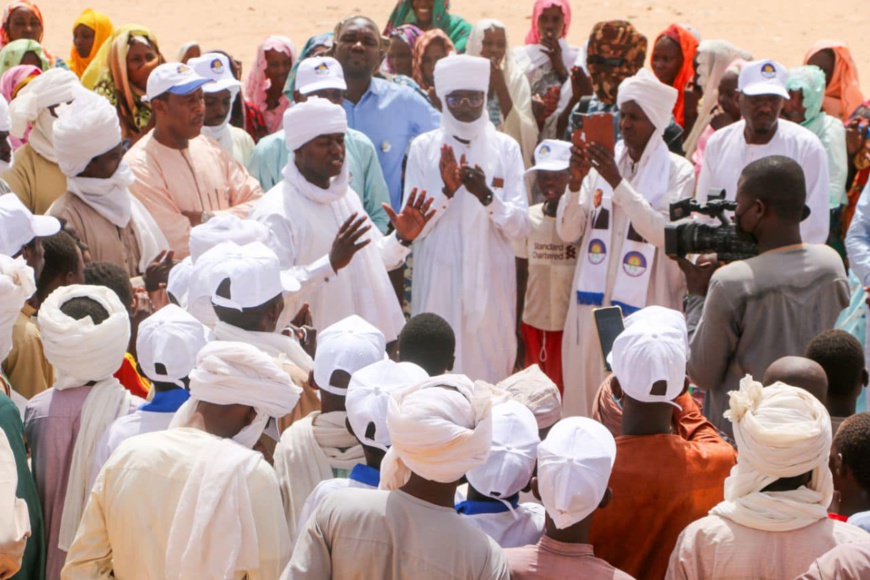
[593,306,625,372]
[583,113,616,154]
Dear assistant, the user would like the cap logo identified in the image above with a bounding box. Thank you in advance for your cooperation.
[177,64,191,74]
[538,144,551,158]
[314,63,330,75]
[210,59,224,74]
[760,62,776,79]
[587,239,607,265]
[622,251,647,277]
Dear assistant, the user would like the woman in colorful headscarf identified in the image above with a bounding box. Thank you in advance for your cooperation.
[69,9,112,78]
[282,32,333,101]
[467,19,537,170]
[785,65,848,256]
[690,57,747,178]
[0,63,37,148]
[0,0,41,48]
[412,28,453,95]
[246,36,296,136]
[382,24,422,77]
[0,38,46,77]
[88,26,164,142]
[384,0,472,53]
[651,24,698,130]
[177,41,200,63]
[805,41,864,122]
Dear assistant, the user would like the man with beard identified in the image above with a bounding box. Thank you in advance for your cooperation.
[682,156,848,437]
[697,59,830,243]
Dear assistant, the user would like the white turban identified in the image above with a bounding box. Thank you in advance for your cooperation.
[169,340,303,448]
[617,69,678,133]
[498,365,562,430]
[38,284,133,551]
[710,376,833,532]
[38,284,130,390]
[283,96,346,153]
[189,215,270,263]
[0,94,10,133]
[52,87,121,178]
[537,417,617,529]
[136,304,208,387]
[9,68,80,162]
[0,256,34,363]
[434,54,490,141]
[379,374,494,490]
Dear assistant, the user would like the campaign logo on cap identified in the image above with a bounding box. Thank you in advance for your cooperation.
[210,58,224,75]
[297,56,347,95]
[588,239,607,265]
[539,144,551,158]
[622,251,647,277]
[760,62,776,79]
[525,139,571,174]
[738,59,789,99]
[177,64,191,74]
[314,63,330,76]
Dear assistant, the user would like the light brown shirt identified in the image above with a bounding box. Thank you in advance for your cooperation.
[2,144,67,215]
[797,540,870,579]
[1,306,53,399]
[506,537,634,579]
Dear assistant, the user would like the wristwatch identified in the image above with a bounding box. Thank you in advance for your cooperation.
[481,191,494,207]
[397,234,413,248]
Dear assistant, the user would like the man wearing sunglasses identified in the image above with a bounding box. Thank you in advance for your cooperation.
[403,54,530,384]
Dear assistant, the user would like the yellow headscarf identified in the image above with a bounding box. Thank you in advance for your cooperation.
[69,9,113,79]
[79,24,149,90]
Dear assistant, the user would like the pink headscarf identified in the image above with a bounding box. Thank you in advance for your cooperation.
[0,63,38,101]
[525,0,572,45]
[246,35,296,135]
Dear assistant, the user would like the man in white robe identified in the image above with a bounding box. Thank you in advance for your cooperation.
[403,54,530,383]
[63,341,302,579]
[249,97,434,341]
[558,69,694,417]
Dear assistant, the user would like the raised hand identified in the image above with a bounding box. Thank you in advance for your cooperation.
[568,145,590,190]
[383,188,436,243]
[540,34,567,80]
[144,250,175,293]
[585,144,621,189]
[458,155,491,203]
[329,213,372,271]
[439,144,462,197]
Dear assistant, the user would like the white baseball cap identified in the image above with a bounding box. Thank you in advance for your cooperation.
[296,56,347,96]
[143,62,214,103]
[208,241,301,311]
[346,359,428,451]
[314,315,386,396]
[0,194,60,256]
[537,417,616,529]
[136,304,209,387]
[525,139,572,175]
[738,59,790,99]
[187,53,241,95]
[465,400,540,500]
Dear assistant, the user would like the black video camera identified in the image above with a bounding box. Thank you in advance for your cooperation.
[664,189,759,263]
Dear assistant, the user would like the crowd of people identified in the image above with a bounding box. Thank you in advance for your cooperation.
[3,0,870,577]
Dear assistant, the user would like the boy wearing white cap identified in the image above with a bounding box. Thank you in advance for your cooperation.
[404,54,530,384]
[515,139,577,392]
[506,417,632,579]
[248,56,391,233]
[459,400,545,548]
[697,59,830,243]
[125,62,263,258]
[587,306,736,580]
[188,52,255,166]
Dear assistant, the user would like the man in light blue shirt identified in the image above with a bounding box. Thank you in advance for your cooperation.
[247,56,391,233]
[334,16,441,211]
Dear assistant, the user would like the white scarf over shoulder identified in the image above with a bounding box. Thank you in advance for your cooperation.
[38,284,132,551]
[710,376,833,532]
[0,256,35,363]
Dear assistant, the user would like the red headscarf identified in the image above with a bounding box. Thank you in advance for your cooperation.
[804,40,865,122]
[412,29,454,93]
[525,0,572,45]
[654,24,698,128]
[0,1,43,47]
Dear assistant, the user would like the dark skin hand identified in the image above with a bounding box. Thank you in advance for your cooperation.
[672,253,720,297]
[846,118,868,157]
[458,155,493,204]
[382,187,436,242]
[532,85,561,130]
[329,213,372,271]
[440,144,462,196]
[585,143,621,189]
[567,144,591,191]
[282,302,318,357]
[144,249,175,293]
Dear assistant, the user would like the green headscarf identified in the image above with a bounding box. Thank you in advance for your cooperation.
[787,65,826,132]
[384,0,472,53]
[0,39,49,78]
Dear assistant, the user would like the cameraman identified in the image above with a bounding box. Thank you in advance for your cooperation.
[680,155,848,437]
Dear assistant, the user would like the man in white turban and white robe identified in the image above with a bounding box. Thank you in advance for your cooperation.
[288,374,510,579]
[63,341,302,579]
[250,97,434,340]
[48,88,167,278]
[666,377,869,579]
[2,69,80,214]
[558,69,694,417]
[23,284,140,580]
[403,54,530,384]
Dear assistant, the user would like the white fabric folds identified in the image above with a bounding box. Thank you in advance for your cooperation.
[283,96,347,154]
[0,255,35,363]
[616,69,678,133]
[9,68,80,162]
[434,54,491,141]
[53,87,121,178]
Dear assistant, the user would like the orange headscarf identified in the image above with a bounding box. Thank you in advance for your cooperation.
[412,29,454,93]
[804,40,864,122]
[68,9,113,78]
[0,0,42,47]
[654,24,698,128]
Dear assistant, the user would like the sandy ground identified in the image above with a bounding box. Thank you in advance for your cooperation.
[35,0,870,92]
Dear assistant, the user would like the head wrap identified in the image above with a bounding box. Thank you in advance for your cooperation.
[0,93,9,132]
[53,85,121,177]
[314,315,387,396]
[0,38,47,77]
[170,340,303,448]
[283,96,346,153]
[189,214,270,263]
[0,428,29,570]
[434,54,490,141]
[383,24,423,74]
[787,65,828,131]
[68,9,113,78]
[498,365,561,430]
[346,359,429,451]
[137,304,208,387]
[466,400,539,504]
[384,0,473,53]
[586,20,647,105]
[0,255,33,363]
[0,1,42,47]
[537,417,617,529]
[412,28,454,92]
[283,32,334,100]
[167,257,192,308]
[617,69,678,135]
[654,24,698,127]
[379,374,494,490]
[0,63,37,101]
[246,35,296,134]
[8,67,79,161]
[710,376,833,532]
[524,0,571,45]
[804,40,864,121]
[683,40,752,155]
[176,41,200,63]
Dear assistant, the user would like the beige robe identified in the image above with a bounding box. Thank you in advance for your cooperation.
[2,143,67,215]
[2,305,53,400]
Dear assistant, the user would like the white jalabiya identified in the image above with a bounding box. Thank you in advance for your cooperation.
[709,376,834,532]
[37,284,133,551]
[0,429,29,572]
[379,374,494,491]
[0,256,35,363]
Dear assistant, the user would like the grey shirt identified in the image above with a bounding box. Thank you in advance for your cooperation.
[688,244,848,436]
